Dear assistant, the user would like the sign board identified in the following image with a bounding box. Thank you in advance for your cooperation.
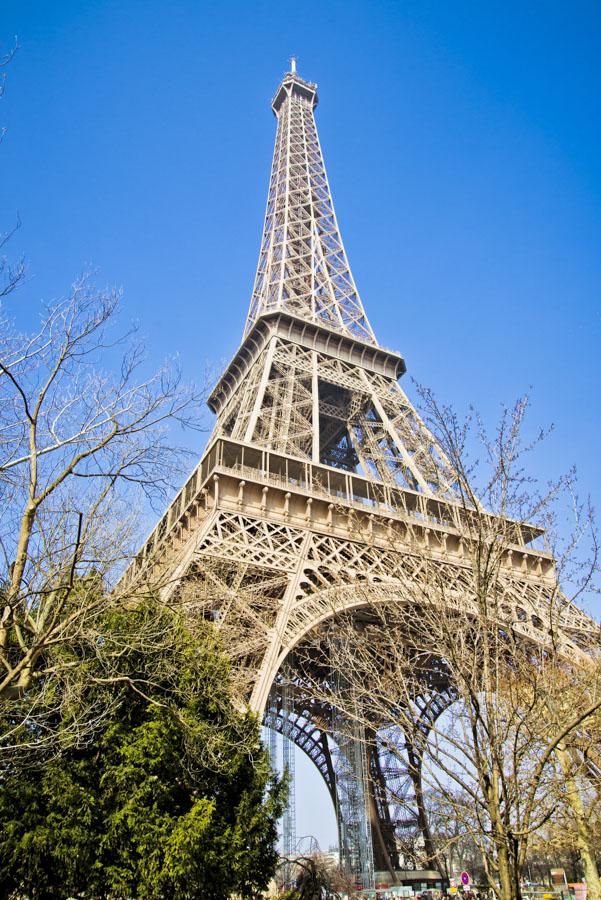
[449,888,458,894]
[450,878,457,888]
[550,868,567,886]
[461,872,471,886]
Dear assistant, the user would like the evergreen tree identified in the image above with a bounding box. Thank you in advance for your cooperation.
[0,598,285,899]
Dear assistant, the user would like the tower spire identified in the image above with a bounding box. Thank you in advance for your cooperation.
[244,69,376,345]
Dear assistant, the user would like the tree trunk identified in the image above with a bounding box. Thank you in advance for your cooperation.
[495,839,524,900]
[406,740,438,868]
[556,744,601,900]
[0,501,35,650]
[484,766,522,900]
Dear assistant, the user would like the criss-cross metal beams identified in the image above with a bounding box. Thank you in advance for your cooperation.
[122,65,599,890]
[262,658,456,877]
[245,71,375,345]
[214,333,463,501]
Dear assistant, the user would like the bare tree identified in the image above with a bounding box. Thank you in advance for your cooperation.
[279,852,350,899]
[0,280,206,757]
[0,41,216,765]
[424,789,486,884]
[294,395,600,900]
[527,793,601,885]
[535,664,601,893]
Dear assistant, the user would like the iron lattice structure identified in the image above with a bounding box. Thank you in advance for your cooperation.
[122,65,594,886]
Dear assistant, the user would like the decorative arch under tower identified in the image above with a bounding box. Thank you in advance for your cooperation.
[122,66,593,888]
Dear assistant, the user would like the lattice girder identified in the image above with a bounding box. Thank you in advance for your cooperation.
[245,71,376,345]
[264,700,338,803]
[211,330,464,502]
[122,457,592,717]
[120,66,599,887]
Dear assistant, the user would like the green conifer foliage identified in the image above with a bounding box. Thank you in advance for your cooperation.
[0,599,285,899]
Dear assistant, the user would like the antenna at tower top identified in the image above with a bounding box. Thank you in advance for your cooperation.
[290,55,297,74]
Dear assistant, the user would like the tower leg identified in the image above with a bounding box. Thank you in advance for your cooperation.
[367,738,401,878]
[282,676,297,873]
[333,718,375,890]
[406,738,437,869]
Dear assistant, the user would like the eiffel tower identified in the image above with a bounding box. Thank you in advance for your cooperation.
[122,62,592,886]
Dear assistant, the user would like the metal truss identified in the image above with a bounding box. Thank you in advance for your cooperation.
[331,705,375,887]
[244,69,376,345]
[282,670,297,869]
[264,703,337,806]
[214,334,462,501]
[122,64,598,884]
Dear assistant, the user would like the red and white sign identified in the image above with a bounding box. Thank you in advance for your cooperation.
[461,872,471,886]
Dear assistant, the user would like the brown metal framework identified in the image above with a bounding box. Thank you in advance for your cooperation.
[122,65,594,884]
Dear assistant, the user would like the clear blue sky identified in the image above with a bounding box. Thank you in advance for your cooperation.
[2,0,600,849]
